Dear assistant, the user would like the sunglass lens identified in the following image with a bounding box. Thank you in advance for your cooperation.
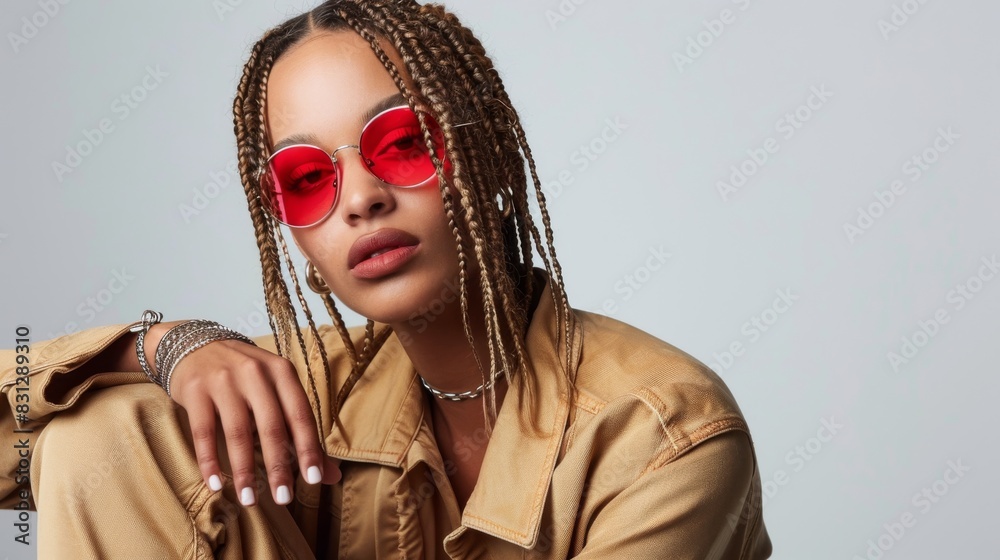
[360,107,443,186]
[264,145,338,227]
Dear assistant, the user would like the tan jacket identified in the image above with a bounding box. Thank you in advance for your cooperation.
[1,268,773,558]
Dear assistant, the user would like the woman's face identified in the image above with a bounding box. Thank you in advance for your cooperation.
[265,30,463,324]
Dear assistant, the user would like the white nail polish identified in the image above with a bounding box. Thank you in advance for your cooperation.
[276,485,291,505]
[240,487,256,506]
[306,466,322,484]
[208,475,222,492]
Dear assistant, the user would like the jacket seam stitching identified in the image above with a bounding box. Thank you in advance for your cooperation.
[647,418,749,472]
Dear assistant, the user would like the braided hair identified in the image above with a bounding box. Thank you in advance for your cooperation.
[232,0,578,447]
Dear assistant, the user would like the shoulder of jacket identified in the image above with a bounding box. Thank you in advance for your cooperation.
[568,309,751,454]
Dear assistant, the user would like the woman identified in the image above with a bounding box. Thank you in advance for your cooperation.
[0,1,773,558]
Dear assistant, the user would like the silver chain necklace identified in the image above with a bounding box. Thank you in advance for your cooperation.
[418,367,509,402]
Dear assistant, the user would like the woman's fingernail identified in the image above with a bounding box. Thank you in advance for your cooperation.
[306,466,322,484]
[240,487,256,506]
[208,474,222,492]
[276,485,291,505]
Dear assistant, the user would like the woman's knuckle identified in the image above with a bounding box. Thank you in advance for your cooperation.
[232,465,257,481]
[225,423,254,444]
[190,424,216,444]
[297,448,321,465]
[287,403,315,426]
[269,358,300,380]
[267,353,294,369]
[267,461,289,477]
[260,421,287,442]
[231,356,264,378]
[196,454,217,471]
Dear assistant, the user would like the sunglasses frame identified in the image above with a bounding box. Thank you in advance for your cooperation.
[257,104,479,228]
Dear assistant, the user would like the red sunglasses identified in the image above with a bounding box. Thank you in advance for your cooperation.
[257,105,476,228]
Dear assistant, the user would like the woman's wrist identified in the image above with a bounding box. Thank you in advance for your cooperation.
[145,319,258,396]
[142,321,187,378]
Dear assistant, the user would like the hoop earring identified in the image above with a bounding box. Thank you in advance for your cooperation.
[498,188,513,220]
[305,260,331,295]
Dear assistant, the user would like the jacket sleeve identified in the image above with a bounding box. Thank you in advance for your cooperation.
[571,429,772,560]
[0,323,280,510]
[0,324,280,426]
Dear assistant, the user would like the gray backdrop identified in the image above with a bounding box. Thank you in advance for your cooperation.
[2,1,997,558]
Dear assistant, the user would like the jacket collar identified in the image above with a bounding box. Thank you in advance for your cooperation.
[323,266,583,549]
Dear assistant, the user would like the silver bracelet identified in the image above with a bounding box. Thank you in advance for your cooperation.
[159,321,243,379]
[155,320,217,377]
[155,319,217,380]
[129,310,164,385]
[155,321,256,397]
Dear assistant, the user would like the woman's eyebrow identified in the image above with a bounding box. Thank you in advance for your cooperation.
[360,92,407,125]
[273,133,320,152]
[271,92,407,152]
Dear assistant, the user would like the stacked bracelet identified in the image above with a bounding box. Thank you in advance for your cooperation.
[153,319,256,397]
[129,309,165,385]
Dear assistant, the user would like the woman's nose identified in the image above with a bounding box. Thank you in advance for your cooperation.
[333,146,395,222]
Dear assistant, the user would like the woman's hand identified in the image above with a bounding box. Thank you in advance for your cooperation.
[165,338,341,507]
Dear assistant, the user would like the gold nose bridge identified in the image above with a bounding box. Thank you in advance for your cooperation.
[330,144,360,158]
[329,144,376,181]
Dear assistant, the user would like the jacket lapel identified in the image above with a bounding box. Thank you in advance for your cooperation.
[456,268,583,548]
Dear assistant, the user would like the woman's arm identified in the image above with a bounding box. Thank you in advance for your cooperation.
[0,321,339,508]
[41,320,187,402]
[571,430,772,559]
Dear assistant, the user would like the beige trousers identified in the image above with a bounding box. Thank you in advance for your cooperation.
[30,382,320,559]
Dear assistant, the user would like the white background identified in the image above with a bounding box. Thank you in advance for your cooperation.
[2,1,998,558]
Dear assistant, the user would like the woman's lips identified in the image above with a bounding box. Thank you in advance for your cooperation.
[347,227,420,279]
[350,244,419,279]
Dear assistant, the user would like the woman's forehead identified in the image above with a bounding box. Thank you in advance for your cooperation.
[265,31,410,144]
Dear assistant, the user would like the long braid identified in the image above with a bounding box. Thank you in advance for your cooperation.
[384,2,527,428]
[400,3,546,428]
[321,292,359,367]
[419,9,538,424]
[339,2,505,425]
[234,35,287,360]
[274,226,331,429]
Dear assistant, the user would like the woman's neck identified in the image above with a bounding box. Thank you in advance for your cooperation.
[388,267,537,416]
